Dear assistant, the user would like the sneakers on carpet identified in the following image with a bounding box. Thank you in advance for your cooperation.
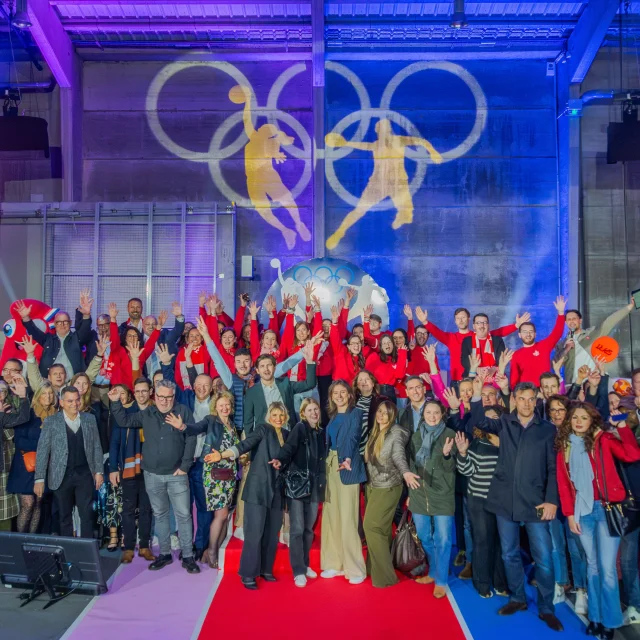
[149,554,173,571]
[553,583,566,605]
[294,575,307,588]
[574,590,588,615]
[234,527,245,541]
[306,567,318,579]
[348,576,365,585]
[624,606,640,625]
[182,556,201,574]
[320,569,344,579]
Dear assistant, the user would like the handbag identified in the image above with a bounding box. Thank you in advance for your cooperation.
[21,451,36,473]
[210,467,235,481]
[391,510,426,574]
[282,439,311,500]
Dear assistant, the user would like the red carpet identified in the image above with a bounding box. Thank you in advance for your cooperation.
[198,514,468,640]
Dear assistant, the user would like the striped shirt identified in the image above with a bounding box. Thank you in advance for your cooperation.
[456,438,499,500]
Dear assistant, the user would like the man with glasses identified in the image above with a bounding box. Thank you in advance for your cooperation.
[1,360,25,410]
[15,290,93,379]
[461,313,509,378]
[108,379,199,574]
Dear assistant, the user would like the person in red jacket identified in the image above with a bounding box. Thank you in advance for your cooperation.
[404,304,437,389]
[556,402,640,639]
[362,304,391,351]
[416,305,529,383]
[510,296,567,388]
[365,336,408,402]
[330,306,365,385]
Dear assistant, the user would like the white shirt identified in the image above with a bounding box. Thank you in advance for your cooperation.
[193,396,211,458]
[63,411,81,433]
[54,333,74,380]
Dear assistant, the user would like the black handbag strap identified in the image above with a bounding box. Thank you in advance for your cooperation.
[597,436,610,504]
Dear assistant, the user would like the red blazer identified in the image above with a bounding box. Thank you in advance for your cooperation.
[557,427,640,517]
[329,322,362,385]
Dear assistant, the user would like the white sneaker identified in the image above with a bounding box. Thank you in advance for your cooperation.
[574,590,588,615]
[279,531,290,547]
[349,575,366,585]
[552,583,566,605]
[233,527,244,541]
[624,605,640,625]
[294,575,307,588]
[170,534,180,551]
[320,569,344,579]
[306,567,318,579]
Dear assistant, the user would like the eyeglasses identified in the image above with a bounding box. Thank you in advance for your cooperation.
[97,322,109,328]
[156,394,174,400]
[474,321,489,326]
[55,320,70,325]
[2,367,21,374]
[549,407,567,414]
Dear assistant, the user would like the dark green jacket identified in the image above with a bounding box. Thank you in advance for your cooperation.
[408,426,457,516]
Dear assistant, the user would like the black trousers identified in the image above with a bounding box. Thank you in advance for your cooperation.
[467,495,507,595]
[240,502,283,579]
[121,475,152,551]
[54,467,94,538]
[288,498,319,577]
[317,375,332,427]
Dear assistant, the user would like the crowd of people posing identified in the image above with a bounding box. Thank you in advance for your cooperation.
[1,285,639,639]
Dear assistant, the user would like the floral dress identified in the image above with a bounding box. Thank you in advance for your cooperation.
[203,427,239,512]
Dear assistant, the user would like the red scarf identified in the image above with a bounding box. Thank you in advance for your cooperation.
[471,333,496,367]
[174,345,211,389]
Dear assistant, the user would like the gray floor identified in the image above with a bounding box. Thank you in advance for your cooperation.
[0,550,120,640]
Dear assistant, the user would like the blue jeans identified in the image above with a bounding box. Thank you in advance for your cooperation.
[413,514,454,587]
[620,527,640,609]
[463,496,473,563]
[497,516,555,614]
[144,471,193,559]
[548,518,569,585]
[565,517,587,590]
[189,461,213,552]
[579,501,623,629]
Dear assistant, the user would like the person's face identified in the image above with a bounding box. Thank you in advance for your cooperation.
[54,313,71,338]
[392,331,406,348]
[454,311,469,331]
[216,397,233,419]
[142,316,157,337]
[609,393,621,413]
[415,327,429,347]
[369,318,381,333]
[423,402,443,427]
[632,373,640,398]
[194,375,213,401]
[257,359,275,382]
[2,362,22,384]
[459,381,473,403]
[347,337,362,356]
[352,326,364,340]
[376,404,391,427]
[519,325,536,346]
[515,390,537,419]
[188,329,203,347]
[481,385,498,406]
[295,323,309,342]
[473,316,489,339]
[380,336,394,355]
[571,408,592,434]
[322,320,331,339]
[39,387,55,408]
[183,322,194,336]
[235,354,252,377]
[128,300,142,321]
[61,391,81,416]
[406,379,426,406]
[48,367,66,388]
[548,399,567,428]
[73,376,89,396]
[262,331,277,351]
[565,312,582,332]
[117,387,129,404]
[541,377,560,400]
[154,386,175,413]
[97,318,110,339]
[356,373,374,397]
[241,325,251,344]
[303,402,320,426]
[331,385,349,409]
[125,329,139,348]
[269,408,286,429]
[152,373,163,387]
[212,377,226,395]
[221,330,235,350]
[134,383,151,406]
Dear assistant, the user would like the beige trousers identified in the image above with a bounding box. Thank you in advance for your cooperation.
[321,450,366,579]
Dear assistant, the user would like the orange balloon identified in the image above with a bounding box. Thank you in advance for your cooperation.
[590,336,619,363]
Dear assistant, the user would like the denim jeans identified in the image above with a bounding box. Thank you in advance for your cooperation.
[413,514,454,587]
[620,527,640,609]
[496,516,555,615]
[288,499,319,577]
[463,496,473,563]
[144,471,193,559]
[548,518,569,585]
[579,501,623,629]
[564,517,587,590]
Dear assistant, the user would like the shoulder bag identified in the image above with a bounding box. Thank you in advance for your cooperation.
[391,510,426,574]
[282,438,311,500]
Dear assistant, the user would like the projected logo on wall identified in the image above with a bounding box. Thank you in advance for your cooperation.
[145,60,487,250]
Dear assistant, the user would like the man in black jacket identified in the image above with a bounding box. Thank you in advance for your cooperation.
[461,313,507,377]
[16,290,93,378]
[467,381,562,632]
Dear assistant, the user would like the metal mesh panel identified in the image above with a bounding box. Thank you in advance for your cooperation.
[44,275,93,319]
[45,223,95,274]
[185,224,215,276]
[97,276,147,321]
[184,276,214,323]
[152,225,181,275]
[98,224,148,275]
[150,276,180,318]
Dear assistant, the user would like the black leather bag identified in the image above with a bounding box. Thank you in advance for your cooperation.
[391,510,426,574]
[282,439,311,500]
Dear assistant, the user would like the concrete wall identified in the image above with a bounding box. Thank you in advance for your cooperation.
[580,48,640,375]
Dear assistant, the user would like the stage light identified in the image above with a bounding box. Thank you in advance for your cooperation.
[12,10,31,29]
[450,0,467,29]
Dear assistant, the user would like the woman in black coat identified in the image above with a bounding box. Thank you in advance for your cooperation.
[212,401,290,590]
[271,397,326,587]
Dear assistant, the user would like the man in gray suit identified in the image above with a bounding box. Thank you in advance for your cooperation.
[34,386,104,538]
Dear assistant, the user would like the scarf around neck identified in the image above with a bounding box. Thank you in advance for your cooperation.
[416,420,446,468]
[568,433,594,524]
[472,333,495,366]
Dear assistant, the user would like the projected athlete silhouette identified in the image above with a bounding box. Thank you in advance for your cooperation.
[325,118,443,250]
[231,84,311,250]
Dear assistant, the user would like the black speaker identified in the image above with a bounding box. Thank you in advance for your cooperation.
[0,116,49,157]
[607,121,640,164]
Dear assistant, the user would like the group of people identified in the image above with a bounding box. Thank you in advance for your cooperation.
[1,284,639,639]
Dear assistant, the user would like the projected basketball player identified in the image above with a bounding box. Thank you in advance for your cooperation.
[230,85,311,250]
[325,118,443,250]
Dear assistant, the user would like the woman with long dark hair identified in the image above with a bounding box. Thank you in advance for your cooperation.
[556,402,640,639]
[365,335,407,403]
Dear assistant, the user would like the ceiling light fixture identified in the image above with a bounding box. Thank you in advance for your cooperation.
[450,0,467,29]
[12,10,31,29]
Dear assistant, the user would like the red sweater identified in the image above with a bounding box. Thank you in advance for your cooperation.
[426,321,516,382]
[108,321,160,390]
[363,322,391,351]
[510,315,565,387]
[365,349,408,386]
[557,428,640,517]
[330,322,362,385]
[313,309,347,377]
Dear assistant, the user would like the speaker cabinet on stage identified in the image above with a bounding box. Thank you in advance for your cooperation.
[607,121,640,164]
[0,116,50,157]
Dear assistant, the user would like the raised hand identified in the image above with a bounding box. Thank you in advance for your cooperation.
[498,348,514,374]
[442,387,461,410]
[310,294,321,310]
[337,298,345,313]
[165,412,185,431]
[281,293,291,310]
[155,343,173,365]
[415,306,428,325]
[455,431,469,455]
[593,356,606,376]
[345,287,357,304]
[184,342,195,363]
[108,302,118,320]
[15,299,32,321]
[403,304,413,320]
[403,472,421,490]
[157,310,168,329]
[587,368,602,390]
[248,301,261,320]
[18,335,37,356]
[96,335,110,358]
[197,316,211,343]
[312,330,324,346]
[287,294,298,311]
[268,459,282,470]
[198,290,208,307]
[302,340,315,363]
[304,282,315,302]
[553,295,567,315]
[265,295,277,316]
[11,375,27,398]
[126,340,142,361]
[239,293,248,308]
[442,437,455,457]
[495,372,509,394]
[422,344,437,365]
[107,387,121,402]
[363,304,373,322]
[419,372,432,386]
[330,305,339,324]
[552,355,565,377]
[171,301,182,317]
[79,288,94,316]
[468,352,480,374]
[515,312,531,328]
[576,364,590,385]
[472,374,483,398]
[409,337,416,351]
